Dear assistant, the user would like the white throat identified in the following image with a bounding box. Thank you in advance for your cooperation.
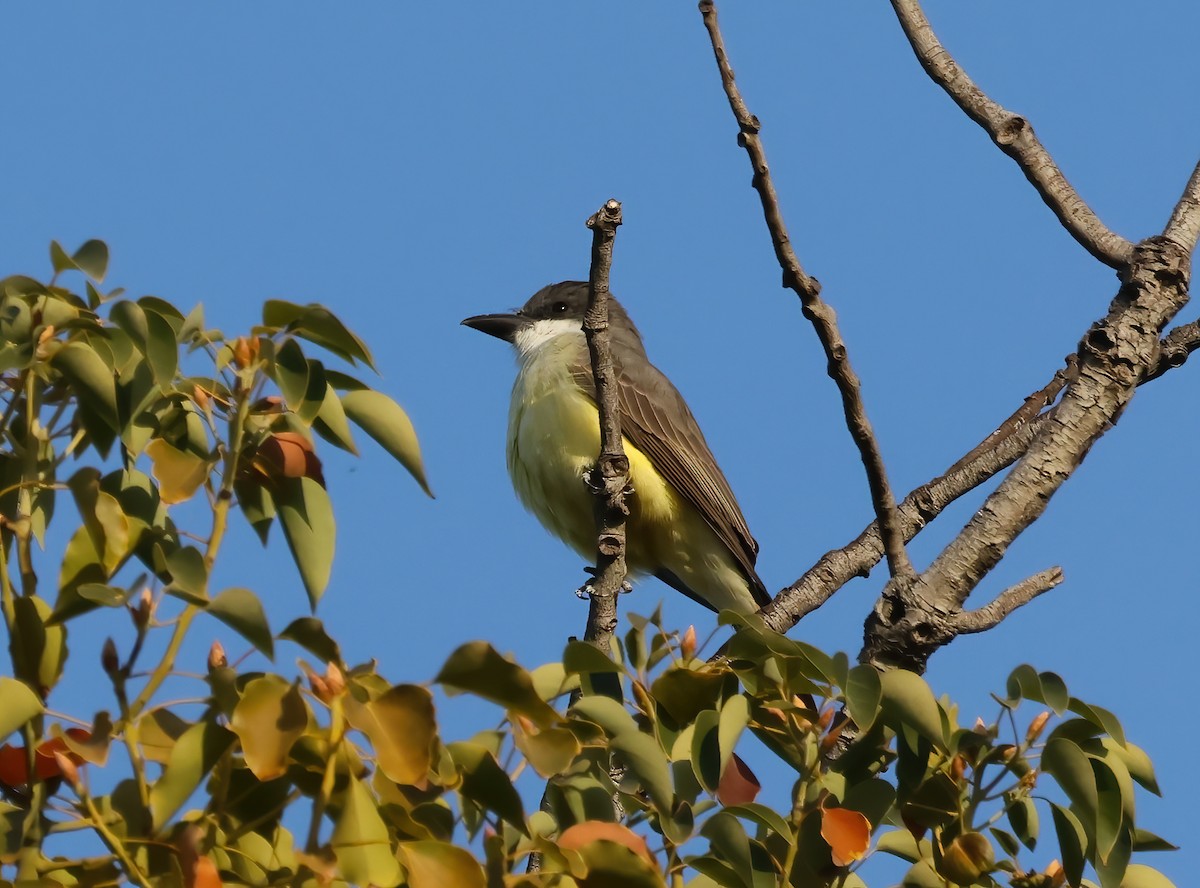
[512,318,582,364]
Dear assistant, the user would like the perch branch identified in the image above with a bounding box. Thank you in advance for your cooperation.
[888,0,1133,269]
[581,199,628,651]
[699,0,913,582]
[953,567,1063,634]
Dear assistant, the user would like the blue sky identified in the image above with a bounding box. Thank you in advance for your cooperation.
[3,2,1197,882]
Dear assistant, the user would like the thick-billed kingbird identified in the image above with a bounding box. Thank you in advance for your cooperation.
[463,281,769,615]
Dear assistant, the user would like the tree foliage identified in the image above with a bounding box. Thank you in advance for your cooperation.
[0,244,1174,886]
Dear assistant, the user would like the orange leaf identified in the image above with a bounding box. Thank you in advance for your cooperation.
[0,744,29,786]
[558,822,655,867]
[717,752,760,805]
[820,807,870,867]
[190,856,223,888]
[255,433,324,486]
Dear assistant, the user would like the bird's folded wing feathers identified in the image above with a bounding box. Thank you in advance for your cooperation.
[570,355,769,607]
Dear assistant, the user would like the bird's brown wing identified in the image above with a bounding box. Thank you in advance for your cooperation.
[570,354,769,608]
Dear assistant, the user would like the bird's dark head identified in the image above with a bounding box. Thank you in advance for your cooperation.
[461,281,641,350]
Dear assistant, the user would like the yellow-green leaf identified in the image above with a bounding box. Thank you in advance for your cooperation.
[150,718,235,829]
[880,668,944,747]
[228,676,308,781]
[0,677,43,738]
[344,684,437,786]
[341,389,432,497]
[276,476,335,609]
[332,777,401,887]
[146,438,211,505]
[208,587,274,659]
[397,841,485,888]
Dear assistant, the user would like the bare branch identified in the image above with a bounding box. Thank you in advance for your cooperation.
[699,0,913,582]
[1163,156,1200,253]
[862,237,1192,671]
[767,315,1197,636]
[1145,319,1200,383]
[762,415,1041,634]
[888,0,1134,269]
[954,567,1064,635]
[581,199,628,650]
[942,357,1076,478]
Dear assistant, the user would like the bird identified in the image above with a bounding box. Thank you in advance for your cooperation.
[462,281,768,615]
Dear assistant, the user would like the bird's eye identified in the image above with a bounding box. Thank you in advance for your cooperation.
[552,301,568,314]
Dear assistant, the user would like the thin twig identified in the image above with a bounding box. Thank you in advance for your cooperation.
[888,0,1133,269]
[1163,157,1200,253]
[581,199,628,650]
[953,567,1064,634]
[699,0,913,582]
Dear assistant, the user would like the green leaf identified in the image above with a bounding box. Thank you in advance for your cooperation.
[51,524,109,622]
[879,668,944,747]
[208,587,274,659]
[717,693,749,780]
[571,694,640,740]
[53,341,119,431]
[1049,802,1088,887]
[563,639,622,674]
[149,718,235,829]
[512,721,580,778]
[1118,864,1178,888]
[313,382,358,454]
[341,389,432,497]
[446,741,526,832]
[262,299,375,368]
[72,240,109,282]
[164,545,208,602]
[1043,737,1098,825]
[228,676,308,781]
[344,684,437,786]
[1008,795,1039,850]
[1005,664,1069,714]
[690,709,721,792]
[722,803,792,840]
[276,475,336,609]
[279,616,341,663]
[331,776,402,887]
[143,307,179,387]
[0,677,43,739]
[1101,738,1160,795]
[613,730,673,814]
[11,596,67,695]
[844,664,882,733]
[900,860,944,888]
[273,337,310,412]
[1071,697,1126,746]
[650,666,726,726]
[435,641,557,726]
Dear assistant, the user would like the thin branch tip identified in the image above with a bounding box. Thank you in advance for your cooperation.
[889,0,1132,268]
[954,567,1063,634]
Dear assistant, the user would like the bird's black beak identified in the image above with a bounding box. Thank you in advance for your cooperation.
[461,312,528,343]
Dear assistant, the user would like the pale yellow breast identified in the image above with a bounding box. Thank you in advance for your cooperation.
[505,337,675,572]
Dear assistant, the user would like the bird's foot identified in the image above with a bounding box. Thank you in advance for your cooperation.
[574,567,633,599]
